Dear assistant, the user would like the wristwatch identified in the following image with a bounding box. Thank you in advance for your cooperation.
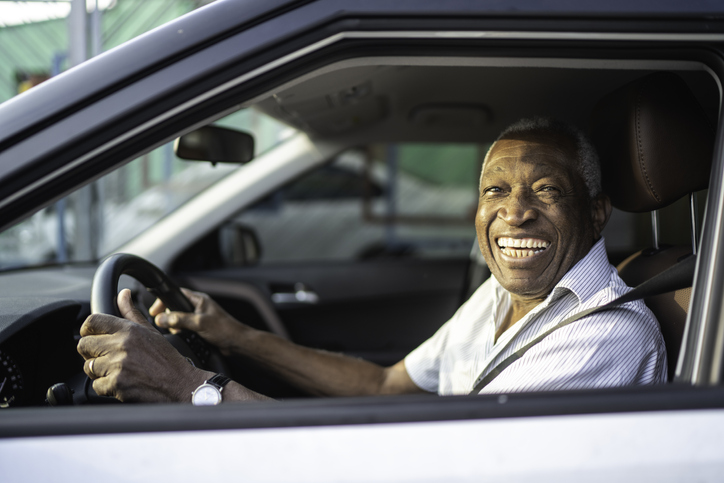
[191,374,231,406]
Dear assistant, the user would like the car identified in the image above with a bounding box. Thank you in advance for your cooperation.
[1,0,724,480]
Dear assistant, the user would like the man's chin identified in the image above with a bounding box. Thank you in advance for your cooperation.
[492,269,557,300]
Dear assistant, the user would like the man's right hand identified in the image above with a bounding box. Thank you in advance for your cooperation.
[151,288,247,356]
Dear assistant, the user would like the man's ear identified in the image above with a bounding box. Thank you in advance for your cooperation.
[591,193,612,239]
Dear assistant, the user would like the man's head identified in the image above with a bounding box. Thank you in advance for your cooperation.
[476,117,611,300]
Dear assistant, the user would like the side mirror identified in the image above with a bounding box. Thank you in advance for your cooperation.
[174,125,255,164]
[219,224,261,266]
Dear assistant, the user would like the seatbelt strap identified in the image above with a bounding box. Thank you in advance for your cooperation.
[469,254,697,395]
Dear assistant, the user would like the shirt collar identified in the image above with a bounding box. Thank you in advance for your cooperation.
[551,236,612,305]
[491,236,612,307]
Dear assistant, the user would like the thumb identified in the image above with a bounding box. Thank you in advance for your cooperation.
[180,287,205,313]
[117,289,154,328]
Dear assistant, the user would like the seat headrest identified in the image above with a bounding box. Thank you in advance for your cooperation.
[590,72,714,212]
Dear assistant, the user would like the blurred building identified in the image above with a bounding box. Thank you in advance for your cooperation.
[0,0,225,267]
[0,0,213,102]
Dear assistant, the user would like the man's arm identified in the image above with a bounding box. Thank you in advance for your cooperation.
[77,289,424,403]
[204,326,421,397]
[152,289,425,398]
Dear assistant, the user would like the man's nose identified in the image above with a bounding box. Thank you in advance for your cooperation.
[497,191,538,226]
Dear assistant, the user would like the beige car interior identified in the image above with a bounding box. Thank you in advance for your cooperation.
[591,72,715,380]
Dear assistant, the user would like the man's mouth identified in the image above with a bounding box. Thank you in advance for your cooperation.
[496,237,550,258]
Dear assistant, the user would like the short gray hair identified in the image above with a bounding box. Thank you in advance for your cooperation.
[483,117,602,198]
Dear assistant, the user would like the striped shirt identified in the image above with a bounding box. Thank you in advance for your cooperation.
[405,237,667,395]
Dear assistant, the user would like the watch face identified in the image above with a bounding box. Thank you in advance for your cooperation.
[192,384,222,406]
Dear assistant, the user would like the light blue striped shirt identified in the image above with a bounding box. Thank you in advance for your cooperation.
[405,237,667,395]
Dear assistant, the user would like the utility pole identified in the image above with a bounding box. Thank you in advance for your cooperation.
[68,0,99,262]
[68,0,87,67]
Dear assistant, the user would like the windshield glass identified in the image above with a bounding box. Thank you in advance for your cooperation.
[0,108,295,270]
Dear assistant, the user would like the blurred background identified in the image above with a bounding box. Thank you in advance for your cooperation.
[0,0,296,269]
[0,0,215,102]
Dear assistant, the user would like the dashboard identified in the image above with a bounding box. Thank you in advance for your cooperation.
[0,301,87,407]
[0,265,98,408]
[0,264,235,408]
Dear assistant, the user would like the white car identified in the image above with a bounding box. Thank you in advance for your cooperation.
[0,1,723,481]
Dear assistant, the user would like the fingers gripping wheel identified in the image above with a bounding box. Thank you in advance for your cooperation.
[91,253,228,375]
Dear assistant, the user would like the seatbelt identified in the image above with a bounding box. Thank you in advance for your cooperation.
[469,254,697,395]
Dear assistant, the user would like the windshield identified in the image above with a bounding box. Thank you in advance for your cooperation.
[0,108,295,270]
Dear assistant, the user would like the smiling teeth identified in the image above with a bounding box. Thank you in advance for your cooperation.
[497,237,550,258]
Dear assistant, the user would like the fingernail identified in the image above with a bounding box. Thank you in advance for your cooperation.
[156,314,167,326]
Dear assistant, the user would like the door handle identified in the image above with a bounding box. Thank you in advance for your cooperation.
[271,283,319,305]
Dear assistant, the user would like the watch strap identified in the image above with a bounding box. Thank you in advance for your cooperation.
[207,373,231,391]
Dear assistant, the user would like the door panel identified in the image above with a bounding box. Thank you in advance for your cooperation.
[182,259,470,366]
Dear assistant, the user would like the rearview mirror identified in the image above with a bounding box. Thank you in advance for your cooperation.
[174,125,255,164]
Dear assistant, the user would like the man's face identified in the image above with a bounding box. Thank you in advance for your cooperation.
[475,133,608,300]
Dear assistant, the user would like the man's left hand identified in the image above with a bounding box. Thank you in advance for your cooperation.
[77,289,207,403]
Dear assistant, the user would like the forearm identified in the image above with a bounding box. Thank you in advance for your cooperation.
[153,289,423,398]
[225,325,414,397]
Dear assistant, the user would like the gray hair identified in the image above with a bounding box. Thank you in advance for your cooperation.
[483,117,602,198]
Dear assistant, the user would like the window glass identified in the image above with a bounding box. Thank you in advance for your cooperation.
[232,143,486,263]
[0,108,294,270]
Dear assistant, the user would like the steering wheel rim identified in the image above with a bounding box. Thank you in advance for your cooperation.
[91,253,228,375]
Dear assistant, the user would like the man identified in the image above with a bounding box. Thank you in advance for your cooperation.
[77,118,667,403]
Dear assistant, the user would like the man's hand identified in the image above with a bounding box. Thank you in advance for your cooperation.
[150,288,246,356]
[77,289,207,403]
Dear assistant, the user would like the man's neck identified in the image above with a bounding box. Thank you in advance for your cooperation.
[495,295,547,343]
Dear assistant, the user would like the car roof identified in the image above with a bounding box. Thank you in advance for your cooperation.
[252,59,720,145]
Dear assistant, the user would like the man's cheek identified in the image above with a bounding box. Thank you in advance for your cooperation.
[475,220,491,246]
[474,216,487,240]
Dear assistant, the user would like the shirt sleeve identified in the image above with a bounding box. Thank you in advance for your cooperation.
[404,313,454,393]
[479,303,667,394]
[405,278,496,393]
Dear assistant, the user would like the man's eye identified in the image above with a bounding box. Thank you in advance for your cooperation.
[538,186,560,193]
[483,187,503,194]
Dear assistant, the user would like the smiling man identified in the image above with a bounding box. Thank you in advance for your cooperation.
[78,117,667,403]
[404,118,667,394]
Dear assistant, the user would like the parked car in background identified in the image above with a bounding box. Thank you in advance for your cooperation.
[1,0,724,481]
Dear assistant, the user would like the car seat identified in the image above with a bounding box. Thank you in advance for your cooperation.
[590,72,715,380]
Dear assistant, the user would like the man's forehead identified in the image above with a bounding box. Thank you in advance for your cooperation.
[485,134,577,169]
[492,133,574,155]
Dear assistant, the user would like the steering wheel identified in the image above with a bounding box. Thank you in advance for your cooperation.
[88,253,228,398]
